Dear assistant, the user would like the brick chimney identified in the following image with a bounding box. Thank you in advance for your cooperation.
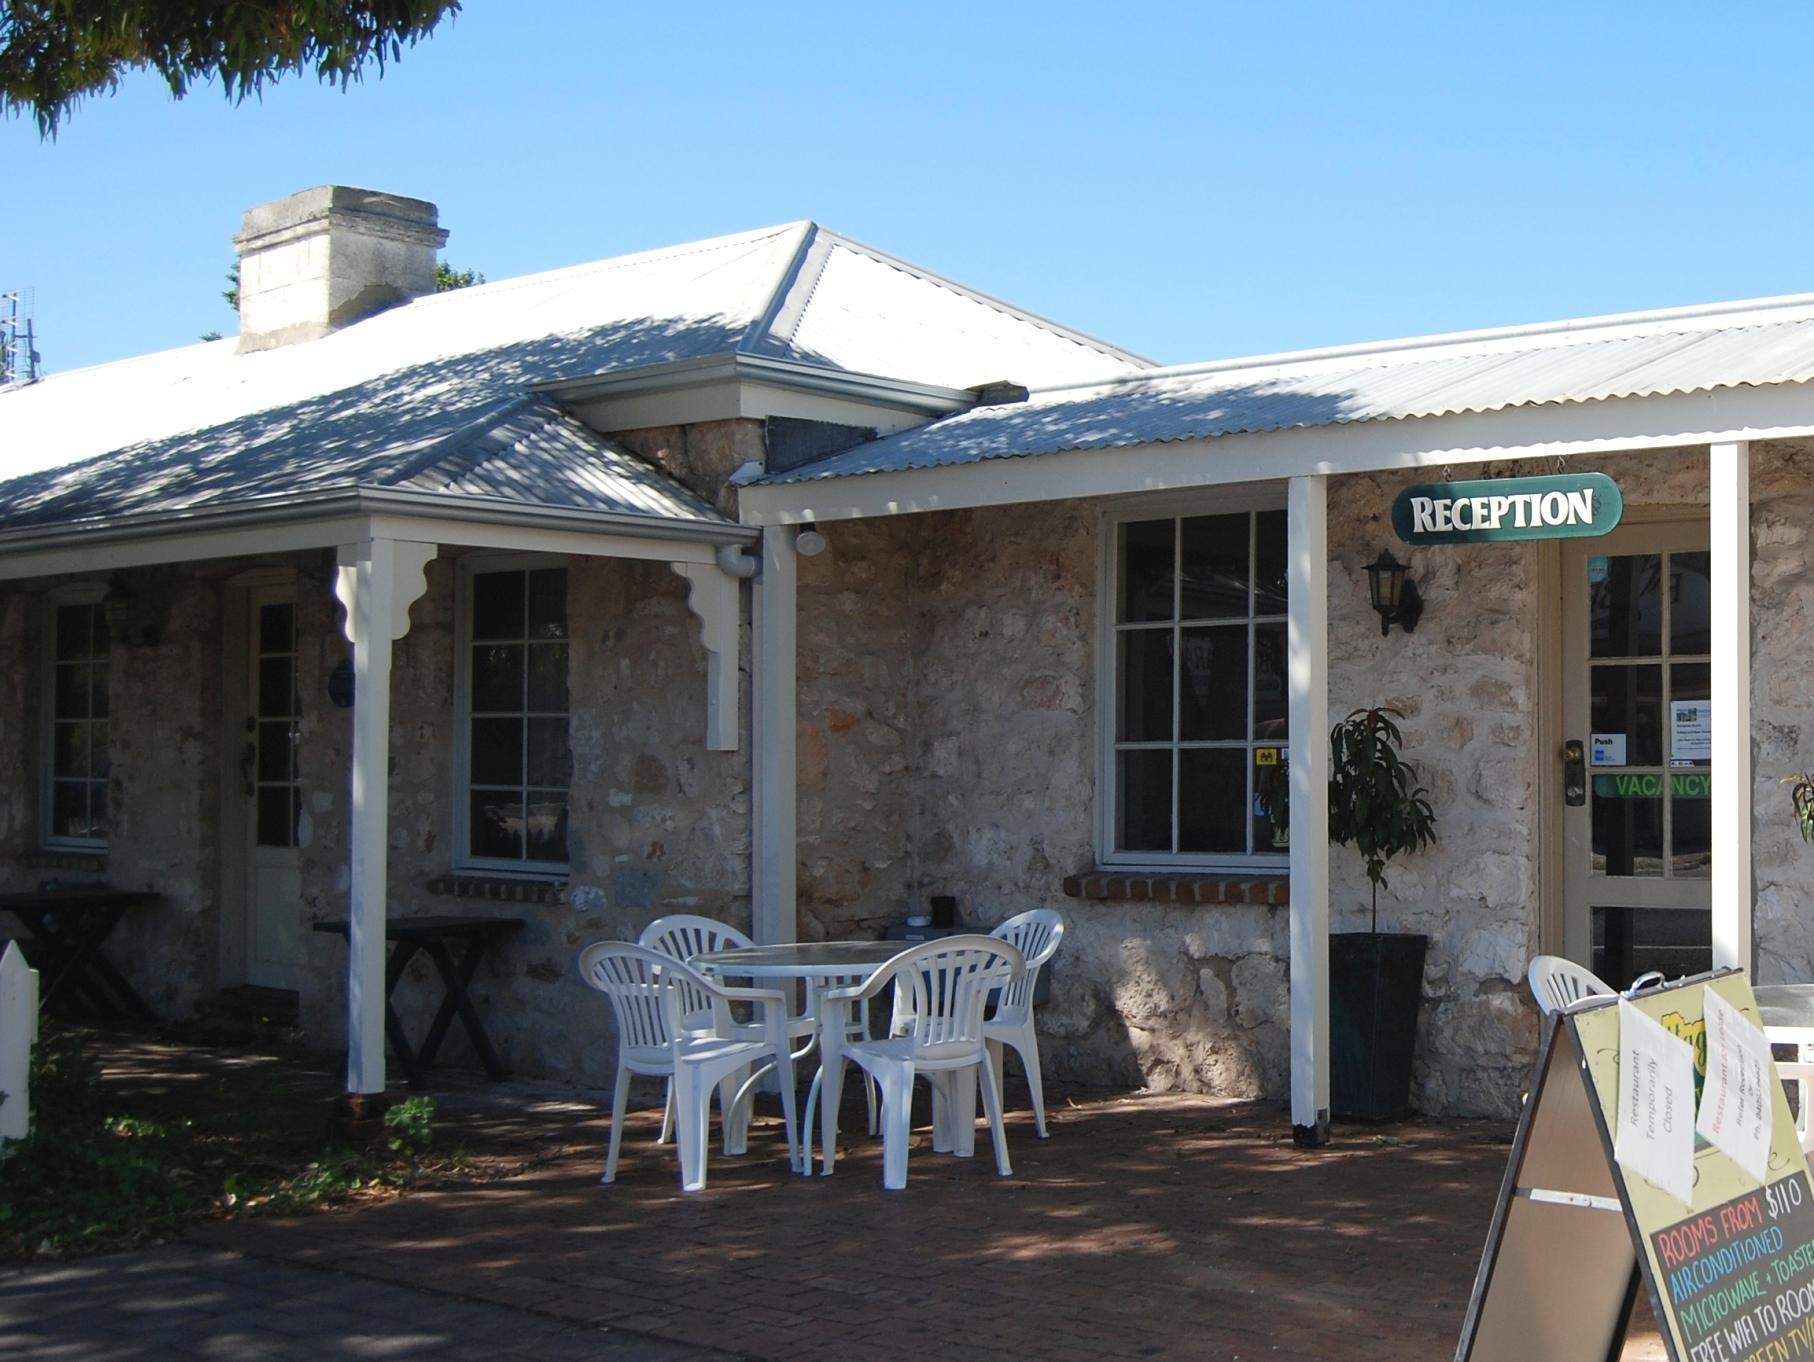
[232,186,448,352]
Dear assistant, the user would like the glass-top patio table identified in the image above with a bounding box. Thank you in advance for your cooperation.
[694,940,907,1173]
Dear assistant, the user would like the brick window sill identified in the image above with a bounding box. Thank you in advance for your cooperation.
[1062,873,1289,907]
[18,849,109,874]
[427,875,568,906]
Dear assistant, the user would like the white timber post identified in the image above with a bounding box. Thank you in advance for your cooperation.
[752,526,798,945]
[335,538,435,1096]
[1287,474,1331,1146]
[1710,441,1753,972]
[0,942,38,1145]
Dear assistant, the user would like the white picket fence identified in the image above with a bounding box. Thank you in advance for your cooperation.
[0,941,38,1146]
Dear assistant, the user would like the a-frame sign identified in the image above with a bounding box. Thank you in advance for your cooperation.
[1457,970,1814,1362]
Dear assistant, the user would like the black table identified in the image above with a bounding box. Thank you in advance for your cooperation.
[314,915,523,1087]
[0,886,160,1020]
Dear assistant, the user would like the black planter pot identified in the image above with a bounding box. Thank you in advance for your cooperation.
[1329,931,1428,1121]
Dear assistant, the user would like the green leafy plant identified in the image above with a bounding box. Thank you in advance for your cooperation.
[1328,707,1438,933]
[1,1027,450,1261]
[1787,773,1814,845]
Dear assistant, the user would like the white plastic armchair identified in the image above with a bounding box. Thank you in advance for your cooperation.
[1527,955,1614,1016]
[577,942,798,1191]
[985,909,1065,1137]
[1779,1062,1814,1160]
[639,915,756,1142]
[816,935,1023,1190]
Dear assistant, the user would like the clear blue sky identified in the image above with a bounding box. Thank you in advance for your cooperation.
[8,1,1814,376]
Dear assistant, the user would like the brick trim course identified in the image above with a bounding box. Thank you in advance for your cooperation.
[1061,873,1289,906]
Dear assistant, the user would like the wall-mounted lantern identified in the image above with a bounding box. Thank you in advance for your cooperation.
[1365,550,1423,636]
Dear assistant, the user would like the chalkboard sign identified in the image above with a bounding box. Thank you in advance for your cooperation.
[1456,971,1814,1362]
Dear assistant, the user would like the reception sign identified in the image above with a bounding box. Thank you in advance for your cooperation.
[1393,473,1623,546]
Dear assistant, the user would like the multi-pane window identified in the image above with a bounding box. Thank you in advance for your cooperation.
[46,599,110,846]
[253,602,302,848]
[1105,508,1289,864]
[462,565,570,870]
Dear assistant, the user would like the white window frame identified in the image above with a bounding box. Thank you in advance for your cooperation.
[452,553,572,878]
[40,581,110,851]
[1095,488,1291,872]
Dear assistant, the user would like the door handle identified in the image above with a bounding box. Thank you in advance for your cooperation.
[240,742,257,798]
[1562,739,1586,807]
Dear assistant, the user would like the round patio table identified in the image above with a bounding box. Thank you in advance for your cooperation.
[695,940,908,1173]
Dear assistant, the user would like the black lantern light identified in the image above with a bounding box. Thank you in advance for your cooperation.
[1365,550,1423,636]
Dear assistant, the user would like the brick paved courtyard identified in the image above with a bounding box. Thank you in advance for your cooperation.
[176,1070,1671,1362]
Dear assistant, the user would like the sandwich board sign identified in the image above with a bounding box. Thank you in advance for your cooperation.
[1455,970,1814,1362]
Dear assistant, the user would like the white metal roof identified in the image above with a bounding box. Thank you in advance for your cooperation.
[0,221,1147,533]
[761,293,1814,484]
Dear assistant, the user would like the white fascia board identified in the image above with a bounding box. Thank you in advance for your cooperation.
[0,490,752,582]
[540,354,975,433]
[737,383,1814,525]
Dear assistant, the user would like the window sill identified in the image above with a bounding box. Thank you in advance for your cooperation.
[1062,873,1288,907]
[427,875,568,906]
[21,848,109,873]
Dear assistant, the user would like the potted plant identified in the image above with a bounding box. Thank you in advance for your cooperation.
[1327,706,1438,1120]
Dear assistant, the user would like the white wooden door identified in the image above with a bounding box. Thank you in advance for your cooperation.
[1561,519,1713,987]
[243,588,304,990]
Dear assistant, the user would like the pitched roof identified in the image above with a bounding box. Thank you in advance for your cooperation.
[0,222,1147,534]
[762,292,1814,484]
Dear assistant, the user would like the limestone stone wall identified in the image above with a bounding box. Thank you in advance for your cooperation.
[1747,441,1814,981]
[789,442,1814,1119]
[0,565,237,1019]
[794,501,1300,1099]
[299,550,753,1088]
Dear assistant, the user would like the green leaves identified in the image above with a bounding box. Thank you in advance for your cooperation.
[2,2,463,137]
[1785,773,1814,846]
[1328,706,1438,932]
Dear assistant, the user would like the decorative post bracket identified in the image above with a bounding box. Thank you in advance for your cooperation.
[671,561,741,752]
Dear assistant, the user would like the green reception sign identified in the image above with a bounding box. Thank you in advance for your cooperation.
[1391,472,1623,546]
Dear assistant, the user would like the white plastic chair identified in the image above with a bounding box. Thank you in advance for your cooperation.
[1527,955,1614,1016]
[641,915,877,1146]
[639,915,755,1143]
[1780,1062,1814,1160]
[817,936,1023,1190]
[984,909,1065,1138]
[577,942,798,1191]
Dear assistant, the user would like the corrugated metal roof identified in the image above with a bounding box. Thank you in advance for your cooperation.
[762,296,1814,484]
[0,395,724,533]
[0,220,1146,533]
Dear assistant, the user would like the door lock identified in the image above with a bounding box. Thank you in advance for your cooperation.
[239,742,257,798]
[1562,739,1586,807]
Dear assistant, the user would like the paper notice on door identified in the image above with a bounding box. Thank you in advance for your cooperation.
[1671,701,1712,767]
[1592,734,1628,767]
[1695,987,1773,1185]
[1614,998,1698,1206]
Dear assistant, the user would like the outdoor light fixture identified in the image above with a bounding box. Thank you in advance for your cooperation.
[794,520,828,557]
[102,574,163,647]
[1366,550,1423,636]
[327,659,356,709]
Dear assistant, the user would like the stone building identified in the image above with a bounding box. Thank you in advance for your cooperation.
[3,186,1810,1139]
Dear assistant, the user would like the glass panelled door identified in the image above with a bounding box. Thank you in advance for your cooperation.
[1562,521,1712,987]
[244,587,304,990]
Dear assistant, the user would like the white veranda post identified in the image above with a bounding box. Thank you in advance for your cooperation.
[752,525,798,946]
[1287,475,1331,1145]
[335,539,435,1096]
[1709,441,1752,972]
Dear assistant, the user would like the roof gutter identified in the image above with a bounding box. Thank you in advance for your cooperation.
[532,352,980,419]
[0,484,758,561]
